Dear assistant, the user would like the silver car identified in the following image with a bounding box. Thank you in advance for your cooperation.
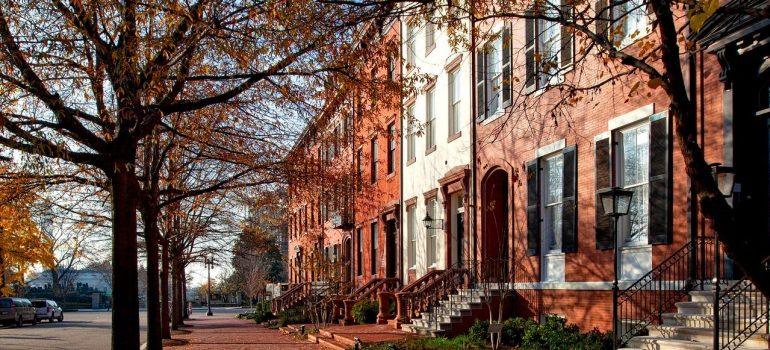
[0,297,37,327]
[32,299,63,323]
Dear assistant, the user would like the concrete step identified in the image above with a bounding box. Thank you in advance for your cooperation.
[676,301,763,316]
[648,325,769,348]
[627,336,711,350]
[690,290,767,304]
[318,336,348,350]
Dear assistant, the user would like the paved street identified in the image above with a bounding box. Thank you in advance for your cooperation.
[0,310,148,350]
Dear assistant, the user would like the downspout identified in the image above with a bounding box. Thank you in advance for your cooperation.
[469,10,478,267]
[398,17,405,284]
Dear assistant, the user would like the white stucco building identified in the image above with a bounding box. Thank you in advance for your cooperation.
[400,13,473,282]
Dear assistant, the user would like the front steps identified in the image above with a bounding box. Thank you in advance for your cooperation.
[401,288,495,338]
[625,291,769,350]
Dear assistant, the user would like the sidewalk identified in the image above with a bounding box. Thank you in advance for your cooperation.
[174,316,321,350]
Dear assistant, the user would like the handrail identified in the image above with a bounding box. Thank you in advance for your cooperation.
[717,275,769,349]
[347,278,382,300]
[271,282,310,314]
[401,270,443,293]
[357,277,400,302]
[616,236,723,345]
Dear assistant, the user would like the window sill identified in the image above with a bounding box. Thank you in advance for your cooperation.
[425,145,437,156]
[425,44,436,57]
[386,172,396,180]
[447,131,462,143]
[620,243,651,252]
[480,110,505,126]
[406,157,416,166]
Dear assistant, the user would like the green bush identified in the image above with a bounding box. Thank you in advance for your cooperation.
[467,319,489,343]
[352,300,379,324]
[276,308,309,327]
[520,315,612,350]
[502,317,536,347]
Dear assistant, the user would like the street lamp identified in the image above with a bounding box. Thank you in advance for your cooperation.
[205,256,215,316]
[422,213,444,230]
[709,163,736,198]
[598,186,633,350]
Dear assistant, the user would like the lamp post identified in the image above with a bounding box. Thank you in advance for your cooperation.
[708,162,736,350]
[598,186,634,350]
[205,256,215,316]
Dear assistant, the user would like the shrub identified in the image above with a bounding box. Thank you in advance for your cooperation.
[352,300,379,324]
[467,319,489,343]
[277,308,309,327]
[520,315,612,350]
[502,317,536,347]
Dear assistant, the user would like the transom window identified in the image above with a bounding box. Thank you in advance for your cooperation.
[618,123,650,245]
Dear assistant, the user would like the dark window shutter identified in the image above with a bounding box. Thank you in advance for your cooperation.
[502,24,512,106]
[594,0,609,39]
[525,16,536,91]
[595,138,613,250]
[648,113,671,245]
[526,159,540,256]
[560,0,574,68]
[562,146,578,253]
[475,49,486,119]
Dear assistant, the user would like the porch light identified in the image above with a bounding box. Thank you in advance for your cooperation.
[598,187,634,217]
[709,162,736,197]
[422,213,444,230]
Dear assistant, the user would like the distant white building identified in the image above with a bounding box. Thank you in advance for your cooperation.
[27,268,111,293]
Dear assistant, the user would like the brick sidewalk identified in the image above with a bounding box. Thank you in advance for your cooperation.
[173,316,321,350]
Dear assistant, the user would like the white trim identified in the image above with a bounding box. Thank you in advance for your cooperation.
[594,131,610,142]
[536,139,566,158]
[608,103,654,130]
[512,280,689,291]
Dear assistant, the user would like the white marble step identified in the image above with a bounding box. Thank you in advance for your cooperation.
[648,325,769,348]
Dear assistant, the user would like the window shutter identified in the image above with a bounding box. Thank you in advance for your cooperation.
[525,16,537,92]
[526,159,540,256]
[560,0,574,68]
[648,113,671,245]
[562,146,578,253]
[595,137,613,250]
[594,0,610,39]
[502,24,512,106]
[475,49,486,119]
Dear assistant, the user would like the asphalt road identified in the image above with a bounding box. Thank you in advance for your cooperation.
[0,310,147,350]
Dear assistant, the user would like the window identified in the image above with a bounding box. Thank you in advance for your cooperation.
[406,23,417,70]
[611,0,648,47]
[425,21,435,54]
[356,148,363,191]
[387,123,396,174]
[370,221,378,275]
[618,123,650,245]
[449,69,461,135]
[406,104,416,162]
[426,88,436,149]
[525,2,574,92]
[370,137,378,183]
[426,197,438,266]
[357,228,363,276]
[543,154,564,252]
[476,26,512,119]
[387,54,395,81]
[407,204,416,268]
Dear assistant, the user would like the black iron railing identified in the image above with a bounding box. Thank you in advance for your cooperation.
[716,275,769,349]
[616,236,725,345]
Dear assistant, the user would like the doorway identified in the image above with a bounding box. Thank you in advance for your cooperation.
[385,219,397,278]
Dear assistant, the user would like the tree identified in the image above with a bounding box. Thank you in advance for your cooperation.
[0,2,396,348]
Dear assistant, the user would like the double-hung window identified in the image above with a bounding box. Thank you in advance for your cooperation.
[371,221,378,275]
[356,148,363,191]
[448,69,461,136]
[476,26,512,120]
[425,88,436,150]
[370,137,378,183]
[387,123,396,174]
[425,21,435,54]
[406,23,417,70]
[524,1,574,92]
[543,154,564,252]
[357,227,363,276]
[611,0,648,47]
[426,197,438,266]
[406,104,416,162]
[618,123,650,245]
[407,204,416,268]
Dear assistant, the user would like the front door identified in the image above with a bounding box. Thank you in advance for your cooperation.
[385,220,397,278]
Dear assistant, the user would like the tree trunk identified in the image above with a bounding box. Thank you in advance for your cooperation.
[161,239,171,339]
[142,207,162,350]
[110,164,140,350]
[171,257,181,329]
[651,0,770,298]
[50,269,61,299]
[182,268,189,320]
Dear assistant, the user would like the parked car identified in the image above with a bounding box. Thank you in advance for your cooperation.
[0,297,37,327]
[32,299,63,323]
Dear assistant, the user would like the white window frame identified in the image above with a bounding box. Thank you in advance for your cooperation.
[616,121,651,247]
[406,104,416,162]
[611,0,650,48]
[406,23,417,70]
[449,68,461,136]
[426,197,438,267]
[426,88,436,149]
[425,21,435,55]
[541,153,564,254]
[485,38,502,116]
[537,8,562,88]
[407,204,416,268]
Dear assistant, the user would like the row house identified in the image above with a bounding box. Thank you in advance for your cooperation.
[279,1,770,347]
